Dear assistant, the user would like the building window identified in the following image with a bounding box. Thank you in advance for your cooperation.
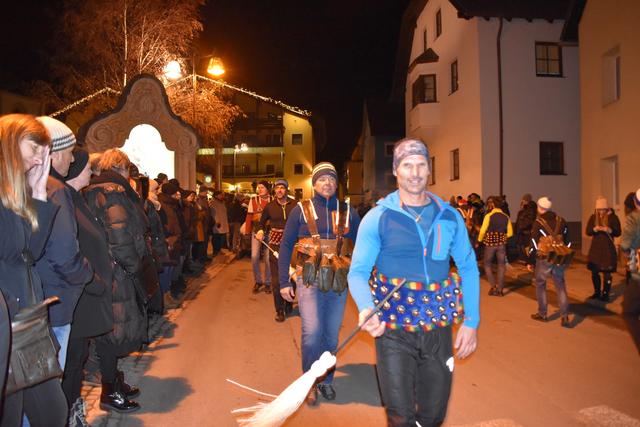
[428,156,435,186]
[539,142,565,175]
[292,134,303,145]
[385,142,395,157]
[435,9,442,39]
[450,60,459,93]
[423,28,428,52]
[223,165,233,175]
[294,188,303,200]
[241,164,250,174]
[294,163,303,175]
[265,164,275,174]
[412,74,437,107]
[602,46,621,105]
[535,42,562,77]
[450,149,459,181]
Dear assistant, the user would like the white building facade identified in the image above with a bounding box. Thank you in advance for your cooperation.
[405,0,581,233]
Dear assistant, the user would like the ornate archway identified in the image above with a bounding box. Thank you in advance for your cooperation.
[79,74,199,189]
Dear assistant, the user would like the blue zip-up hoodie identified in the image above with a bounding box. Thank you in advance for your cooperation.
[278,193,360,288]
[348,190,480,329]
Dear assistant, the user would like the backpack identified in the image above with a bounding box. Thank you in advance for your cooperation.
[536,215,574,266]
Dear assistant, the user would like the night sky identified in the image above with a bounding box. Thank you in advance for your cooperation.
[0,0,409,167]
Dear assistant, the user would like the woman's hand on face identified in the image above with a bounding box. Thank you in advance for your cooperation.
[28,146,50,201]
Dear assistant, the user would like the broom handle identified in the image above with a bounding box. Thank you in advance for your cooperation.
[256,234,277,255]
[333,278,406,355]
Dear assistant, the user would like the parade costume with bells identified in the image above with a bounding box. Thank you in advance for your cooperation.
[277,168,360,398]
[348,189,480,427]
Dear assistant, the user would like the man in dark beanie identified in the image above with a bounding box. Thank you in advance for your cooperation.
[278,162,360,404]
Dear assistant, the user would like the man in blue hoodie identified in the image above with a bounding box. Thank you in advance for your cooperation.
[278,162,360,405]
[348,138,480,427]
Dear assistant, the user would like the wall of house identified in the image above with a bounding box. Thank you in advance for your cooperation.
[283,112,314,199]
[479,19,581,227]
[405,0,484,201]
[579,0,640,252]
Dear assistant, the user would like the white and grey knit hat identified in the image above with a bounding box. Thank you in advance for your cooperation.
[36,116,76,152]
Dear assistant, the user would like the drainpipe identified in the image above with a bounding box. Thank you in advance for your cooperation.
[497,17,504,196]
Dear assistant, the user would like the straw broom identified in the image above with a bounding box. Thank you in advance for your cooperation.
[230,277,407,427]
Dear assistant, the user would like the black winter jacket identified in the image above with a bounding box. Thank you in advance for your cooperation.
[85,171,147,355]
[68,188,114,339]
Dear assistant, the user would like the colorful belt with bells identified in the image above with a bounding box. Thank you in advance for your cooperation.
[372,272,465,332]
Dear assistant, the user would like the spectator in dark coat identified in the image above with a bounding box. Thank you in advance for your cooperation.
[85,149,147,413]
[158,182,186,301]
[34,117,93,374]
[61,149,114,422]
[586,197,621,301]
[0,114,67,427]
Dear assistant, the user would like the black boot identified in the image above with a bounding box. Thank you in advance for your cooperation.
[590,271,601,299]
[117,370,140,398]
[100,382,140,413]
[601,274,612,302]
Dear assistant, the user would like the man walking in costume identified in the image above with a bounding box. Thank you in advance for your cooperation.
[278,162,360,405]
[256,179,297,322]
[348,138,480,427]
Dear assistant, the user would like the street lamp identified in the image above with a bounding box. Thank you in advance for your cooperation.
[233,143,248,185]
[163,54,226,189]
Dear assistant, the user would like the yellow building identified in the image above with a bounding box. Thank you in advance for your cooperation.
[567,0,640,251]
[198,89,318,199]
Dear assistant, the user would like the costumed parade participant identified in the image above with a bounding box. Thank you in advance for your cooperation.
[278,162,360,405]
[348,138,480,427]
[255,179,297,322]
[246,181,273,293]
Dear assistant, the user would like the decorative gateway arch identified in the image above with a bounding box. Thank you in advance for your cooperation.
[79,74,199,189]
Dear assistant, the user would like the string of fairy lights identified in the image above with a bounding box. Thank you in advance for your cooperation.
[49,74,312,118]
[49,87,121,118]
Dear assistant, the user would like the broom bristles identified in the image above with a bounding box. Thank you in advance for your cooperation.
[233,351,337,427]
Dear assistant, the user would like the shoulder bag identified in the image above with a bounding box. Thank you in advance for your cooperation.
[5,249,62,395]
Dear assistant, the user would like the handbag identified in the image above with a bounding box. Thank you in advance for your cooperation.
[5,250,62,395]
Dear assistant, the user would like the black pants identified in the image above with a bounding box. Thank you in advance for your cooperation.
[376,327,453,427]
[622,278,640,354]
[62,336,119,406]
[1,377,67,427]
[268,245,293,314]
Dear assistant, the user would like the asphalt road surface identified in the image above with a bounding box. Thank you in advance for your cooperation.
[113,258,640,427]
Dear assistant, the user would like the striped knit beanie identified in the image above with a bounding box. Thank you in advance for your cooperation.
[36,116,76,152]
[311,162,337,184]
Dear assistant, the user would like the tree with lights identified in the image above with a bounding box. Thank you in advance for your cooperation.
[32,0,241,145]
